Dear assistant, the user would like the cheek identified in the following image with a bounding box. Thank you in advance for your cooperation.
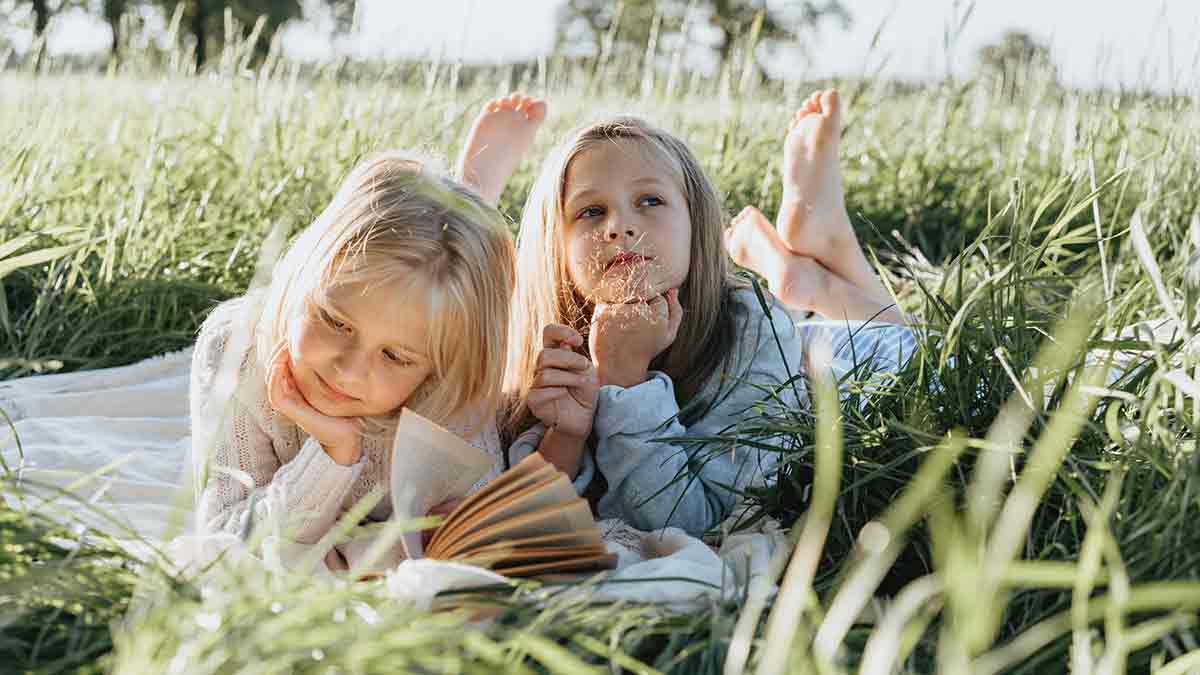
[376,368,431,410]
[669,220,692,276]
[289,317,329,364]
[566,232,602,286]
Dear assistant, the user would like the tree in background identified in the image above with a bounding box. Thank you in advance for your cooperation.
[975,30,1059,97]
[555,0,850,78]
[102,0,126,60]
[1,0,72,67]
[151,0,302,70]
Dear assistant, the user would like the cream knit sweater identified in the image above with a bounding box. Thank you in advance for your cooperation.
[190,298,504,546]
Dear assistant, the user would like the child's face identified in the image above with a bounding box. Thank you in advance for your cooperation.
[561,139,691,305]
[287,280,433,419]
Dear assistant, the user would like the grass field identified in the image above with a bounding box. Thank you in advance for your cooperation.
[2,32,1200,674]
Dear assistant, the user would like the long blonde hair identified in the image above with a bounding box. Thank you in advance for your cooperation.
[503,116,746,438]
[254,151,515,433]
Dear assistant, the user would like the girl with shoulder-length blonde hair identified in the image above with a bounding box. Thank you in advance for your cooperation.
[191,149,515,551]
[503,115,805,536]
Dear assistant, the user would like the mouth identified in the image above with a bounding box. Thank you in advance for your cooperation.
[604,251,654,272]
[315,371,358,402]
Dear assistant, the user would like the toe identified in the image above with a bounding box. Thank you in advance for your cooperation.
[525,100,547,122]
[819,89,840,117]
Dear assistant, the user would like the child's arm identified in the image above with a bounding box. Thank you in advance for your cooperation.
[587,292,803,536]
[191,310,365,545]
[507,323,600,487]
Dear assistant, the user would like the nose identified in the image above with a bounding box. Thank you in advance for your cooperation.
[331,345,369,388]
[604,213,640,241]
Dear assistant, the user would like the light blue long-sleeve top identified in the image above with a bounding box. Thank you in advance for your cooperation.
[509,287,918,537]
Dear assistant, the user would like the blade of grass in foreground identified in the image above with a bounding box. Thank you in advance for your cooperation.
[755,346,841,675]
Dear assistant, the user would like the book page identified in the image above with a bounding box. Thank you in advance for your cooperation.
[439,499,595,559]
[492,553,619,578]
[463,530,604,555]
[427,460,559,553]
[430,472,578,557]
[389,408,495,559]
[460,545,610,565]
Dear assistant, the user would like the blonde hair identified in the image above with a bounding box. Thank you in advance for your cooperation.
[255,151,515,434]
[504,116,746,438]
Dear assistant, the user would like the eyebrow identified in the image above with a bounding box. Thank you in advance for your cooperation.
[324,297,426,359]
[565,177,670,206]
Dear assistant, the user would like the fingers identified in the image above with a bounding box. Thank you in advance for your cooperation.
[536,347,592,372]
[528,387,569,408]
[527,386,569,426]
[542,323,583,349]
[533,367,591,390]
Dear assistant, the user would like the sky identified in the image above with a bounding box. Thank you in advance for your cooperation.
[8,0,1200,93]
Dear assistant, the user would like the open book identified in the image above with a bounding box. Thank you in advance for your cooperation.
[388,409,618,578]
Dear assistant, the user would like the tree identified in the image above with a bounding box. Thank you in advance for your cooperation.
[102,0,126,61]
[975,30,1058,97]
[555,0,850,76]
[153,0,303,71]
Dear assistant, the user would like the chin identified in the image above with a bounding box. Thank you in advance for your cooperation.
[594,277,671,304]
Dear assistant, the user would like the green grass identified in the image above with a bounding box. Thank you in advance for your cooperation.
[2,27,1200,674]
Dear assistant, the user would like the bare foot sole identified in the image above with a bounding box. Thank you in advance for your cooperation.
[778,89,856,260]
[725,206,829,314]
[456,93,547,206]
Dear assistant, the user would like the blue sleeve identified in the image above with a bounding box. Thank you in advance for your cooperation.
[590,297,802,536]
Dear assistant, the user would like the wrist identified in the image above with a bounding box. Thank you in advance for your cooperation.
[538,427,587,479]
[595,361,649,388]
[321,438,362,466]
[546,425,588,446]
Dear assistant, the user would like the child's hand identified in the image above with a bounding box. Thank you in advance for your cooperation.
[528,324,599,441]
[267,343,363,466]
[590,288,683,388]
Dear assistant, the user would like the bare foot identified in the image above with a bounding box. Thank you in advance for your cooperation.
[778,89,853,256]
[779,89,889,300]
[727,206,906,323]
[456,93,547,206]
[725,206,830,314]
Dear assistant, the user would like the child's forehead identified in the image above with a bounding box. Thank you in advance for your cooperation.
[315,267,429,307]
[565,137,684,189]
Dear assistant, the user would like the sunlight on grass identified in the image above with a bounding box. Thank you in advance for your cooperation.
[2,12,1199,673]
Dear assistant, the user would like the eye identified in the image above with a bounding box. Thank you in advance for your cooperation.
[384,349,415,367]
[639,195,664,207]
[319,308,350,333]
[576,205,604,220]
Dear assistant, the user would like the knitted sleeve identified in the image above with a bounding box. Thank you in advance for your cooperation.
[189,303,364,544]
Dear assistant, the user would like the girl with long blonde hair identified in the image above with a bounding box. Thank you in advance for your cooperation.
[504,92,915,537]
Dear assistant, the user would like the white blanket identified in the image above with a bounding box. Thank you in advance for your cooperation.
[0,349,787,607]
